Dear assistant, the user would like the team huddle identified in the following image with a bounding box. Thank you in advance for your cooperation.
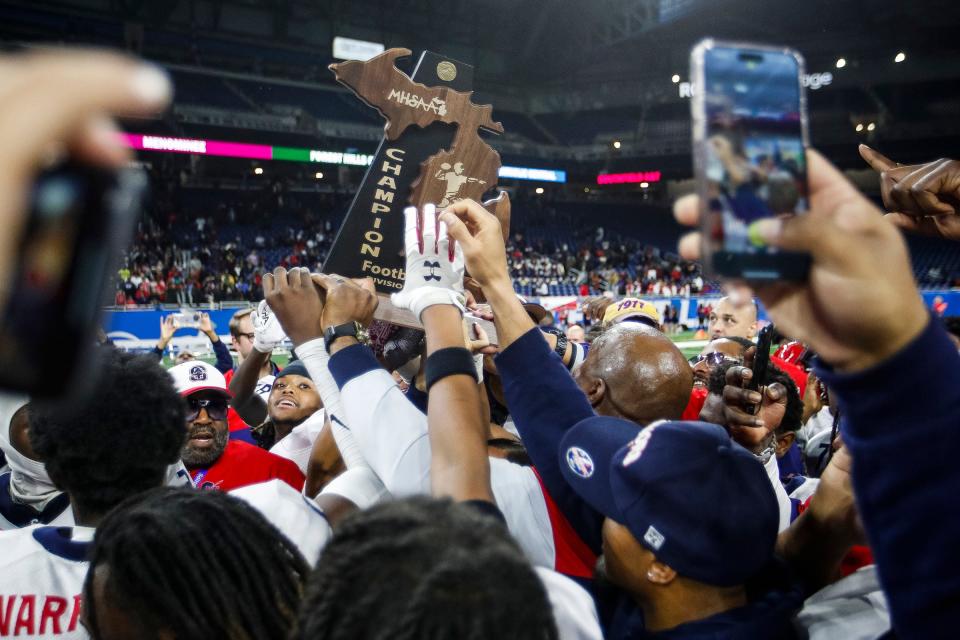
[1,49,959,640]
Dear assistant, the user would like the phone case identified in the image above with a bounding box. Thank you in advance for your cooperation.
[690,39,811,281]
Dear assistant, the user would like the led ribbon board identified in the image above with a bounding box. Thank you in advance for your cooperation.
[121,133,564,181]
[596,171,662,185]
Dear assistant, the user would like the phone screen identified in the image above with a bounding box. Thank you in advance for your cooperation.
[695,42,810,278]
[0,164,145,397]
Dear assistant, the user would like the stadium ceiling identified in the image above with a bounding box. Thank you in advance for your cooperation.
[5,0,958,81]
[2,0,960,120]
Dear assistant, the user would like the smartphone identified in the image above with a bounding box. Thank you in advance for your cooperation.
[0,162,147,397]
[691,39,811,280]
[748,323,775,394]
[171,311,202,329]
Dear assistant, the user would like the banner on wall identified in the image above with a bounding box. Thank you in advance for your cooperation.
[104,309,240,353]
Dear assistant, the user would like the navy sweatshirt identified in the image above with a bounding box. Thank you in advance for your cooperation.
[816,318,960,639]
[497,328,805,637]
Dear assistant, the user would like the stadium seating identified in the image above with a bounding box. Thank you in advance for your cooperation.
[116,167,958,305]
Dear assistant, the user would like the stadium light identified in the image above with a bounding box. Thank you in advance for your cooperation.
[315,172,324,179]
[835,57,847,69]
[583,187,590,193]
[535,187,544,195]
[254,167,263,175]
[867,122,876,131]
[640,182,649,188]
[613,140,621,149]
[855,123,864,132]
[671,74,680,83]
[894,52,906,63]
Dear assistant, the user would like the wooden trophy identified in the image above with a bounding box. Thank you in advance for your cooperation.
[322,48,510,340]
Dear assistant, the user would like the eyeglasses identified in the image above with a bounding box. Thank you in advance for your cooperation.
[236,332,255,341]
[186,397,228,421]
[688,352,741,367]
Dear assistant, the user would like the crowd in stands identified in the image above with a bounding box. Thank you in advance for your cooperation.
[115,165,711,306]
[112,160,960,304]
[114,159,350,305]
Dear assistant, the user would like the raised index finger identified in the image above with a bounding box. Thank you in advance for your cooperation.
[858,144,897,173]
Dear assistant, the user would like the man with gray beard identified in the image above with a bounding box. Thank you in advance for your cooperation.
[168,361,304,492]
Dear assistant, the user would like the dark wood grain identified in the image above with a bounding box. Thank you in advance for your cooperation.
[329,48,504,212]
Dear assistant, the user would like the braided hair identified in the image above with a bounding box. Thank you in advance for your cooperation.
[83,487,310,640]
[29,349,185,519]
[294,496,559,640]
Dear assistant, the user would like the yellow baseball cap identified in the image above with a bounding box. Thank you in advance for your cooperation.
[602,298,661,328]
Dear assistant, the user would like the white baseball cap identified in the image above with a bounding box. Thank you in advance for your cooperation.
[168,361,230,397]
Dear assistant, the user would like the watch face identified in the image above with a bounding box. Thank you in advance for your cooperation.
[326,322,368,351]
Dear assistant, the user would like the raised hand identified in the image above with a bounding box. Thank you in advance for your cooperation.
[440,199,510,291]
[708,359,788,453]
[198,312,215,335]
[262,267,325,347]
[251,299,288,353]
[391,204,466,320]
[674,149,927,373]
[311,274,378,332]
[859,145,960,241]
[158,315,177,349]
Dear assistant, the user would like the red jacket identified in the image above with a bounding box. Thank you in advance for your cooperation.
[189,440,304,492]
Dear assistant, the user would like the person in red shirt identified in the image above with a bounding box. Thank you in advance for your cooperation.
[168,361,303,492]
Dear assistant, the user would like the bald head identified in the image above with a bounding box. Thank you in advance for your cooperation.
[708,296,758,340]
[574,324,692,425]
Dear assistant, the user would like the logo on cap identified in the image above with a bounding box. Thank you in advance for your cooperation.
[566,447,594,478]
[622,420,664,467]
[643,525,665,550]
[189,365,207,382]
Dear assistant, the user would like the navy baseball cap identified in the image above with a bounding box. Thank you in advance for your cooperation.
[559,418,779,586]
[275,360,311,381]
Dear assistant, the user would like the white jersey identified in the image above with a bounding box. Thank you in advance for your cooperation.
[0,525,93,638]
[535,567,603,640]
[326,359,558,569]
[763,454,793,533]
[229,479,332,565]
[269,410,325,476]
[794,564,890,639]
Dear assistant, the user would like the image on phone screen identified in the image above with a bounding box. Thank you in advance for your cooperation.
[702,46,808,254]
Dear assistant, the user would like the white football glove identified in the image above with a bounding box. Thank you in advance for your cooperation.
[252,299,288,353]
[391,204,465,320]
